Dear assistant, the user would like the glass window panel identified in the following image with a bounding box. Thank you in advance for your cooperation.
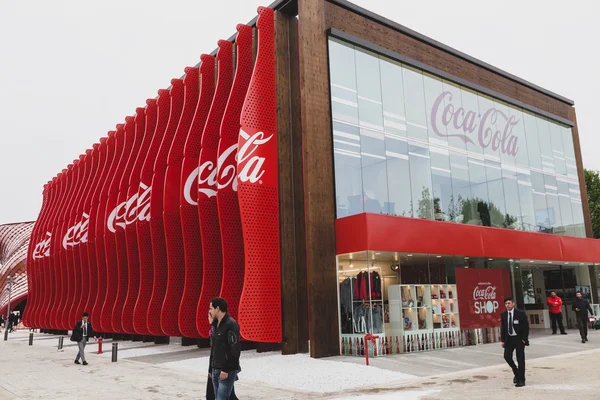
[549,123,567,175]
[409,144,433,220]
[442,81,468,152]
[501,164,521,230]
[494,101,518,165]
[379,59,407,137]
[385,136,412,217]
[570,183,586,238]
[561,126,578,179]
[557,179,574,236]
[485,160,507,228]
[430,147,453,222]
[329,39,358,124]
[536,118,554,173]
[509,108,529,167]
[543,174,562,232]
[531,171,550,232]
[462,88,483,156]
[360,128,388,214]
[516,169,536,231]
[402,67,428,142]
[355,49,384,131]
[477,95,501,160]
[333,122,363,217]
[468,156,489,226]
[449,153,471,224]
[524,113,542,170]
[423,74,447,146]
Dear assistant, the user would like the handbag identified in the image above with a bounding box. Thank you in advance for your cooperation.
[70,327,82,342]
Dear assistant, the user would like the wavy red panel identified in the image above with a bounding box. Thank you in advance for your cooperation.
[113,113,145,334]
[217,23,253,326]
[152,80,185,336]
[84,137,108,328]
[93,131,116,332]
[163,68,199,337]
[134,98,159,335]
[180,54,215,338]
[147,89,172,337]
[101,124,128,333]
[68,149,94,325]
[197,40,233,335]
[79,143,100,320]
[237,6,281,342]
[43,176,61,329]
[50,169,69,329]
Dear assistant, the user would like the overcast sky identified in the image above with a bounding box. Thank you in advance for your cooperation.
[1,0,599,225]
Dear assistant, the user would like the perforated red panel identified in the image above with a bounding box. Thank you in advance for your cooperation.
[197,40,233,334]
[93,132,116,332]
[151,79,185,337]
[119,111,146,334]
[50,169,69,329]
[217,24,253,326]
[147,87,173,336]
[69,149,95,325]
[80,144,101,320]
[85,137,108,329]
[237,7,281,342]
[180,54,215,338]
[43,176,61,329]
[101,124,127,333]
[134,98,159,335]
[163,68,199,338]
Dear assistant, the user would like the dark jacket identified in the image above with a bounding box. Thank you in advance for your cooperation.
[572,298,594,319]
[73,320,94,342]
[210,314,241,373]
[501,308,529,344]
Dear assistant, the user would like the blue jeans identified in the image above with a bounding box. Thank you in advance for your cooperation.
[212,369,237,400]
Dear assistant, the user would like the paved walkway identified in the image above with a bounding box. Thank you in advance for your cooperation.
[1,328,599,399]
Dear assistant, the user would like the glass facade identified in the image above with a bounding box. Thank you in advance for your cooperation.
[329,38,585,237]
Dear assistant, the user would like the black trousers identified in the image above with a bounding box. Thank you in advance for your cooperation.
[504,336,526,382]
[549,312,565,333]
[577,316,589,340]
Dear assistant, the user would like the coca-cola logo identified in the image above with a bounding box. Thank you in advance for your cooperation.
[431,91,519,156]
[107,183,151,232]
[472,283,499,315]
[183,167,200,206]
[137,182,151,222]
[196,143,239,199]
[237,129,273,184]
[62,213,89,249]
[33,232,52,259]
[217,143,238,191]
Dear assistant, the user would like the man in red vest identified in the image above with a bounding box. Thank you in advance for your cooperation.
[547,291,567,335]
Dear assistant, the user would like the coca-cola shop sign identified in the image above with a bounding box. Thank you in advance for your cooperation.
[455,268,511,329]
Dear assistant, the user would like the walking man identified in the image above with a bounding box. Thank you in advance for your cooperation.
[73,312,94,365]
[209,298,241,400]
[572,291,595,343]
[547,291,567,335]
[501,297,529,387]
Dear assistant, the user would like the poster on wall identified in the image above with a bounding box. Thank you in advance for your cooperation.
[456,268,511,329]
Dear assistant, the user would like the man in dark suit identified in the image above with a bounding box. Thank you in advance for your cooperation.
[73,312,94,366]
[501,297,529,387]
[572,291,595,343]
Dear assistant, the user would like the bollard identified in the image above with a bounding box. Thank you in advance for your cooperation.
[29,332,34,346]
[111,342,118,362]
[58,336,64,350]
[97,337,103,354]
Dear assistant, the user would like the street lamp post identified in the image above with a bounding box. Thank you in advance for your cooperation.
[3,275,15,341]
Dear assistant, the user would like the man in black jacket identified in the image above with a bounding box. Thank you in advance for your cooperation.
[501,297,529,387]
[73,312,94,365]
[209,298,241,400]
[572,291,595,343]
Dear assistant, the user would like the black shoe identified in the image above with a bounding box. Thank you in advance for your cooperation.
[552,332,557,335]
[74,360,81,364]
[582,339,586,343]
[561,332,567,335]
[515,381,525,387]
[513,376,517,384]
[82,361,88,365]
[585,337,589,342]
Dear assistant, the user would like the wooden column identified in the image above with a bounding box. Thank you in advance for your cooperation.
[297,0,340,358]
[568,107,593,239]
[276,10,309,354]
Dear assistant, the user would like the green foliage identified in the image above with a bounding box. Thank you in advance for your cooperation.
[585,169,600,238]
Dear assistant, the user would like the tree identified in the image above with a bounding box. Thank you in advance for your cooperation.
[585,169,600,238]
